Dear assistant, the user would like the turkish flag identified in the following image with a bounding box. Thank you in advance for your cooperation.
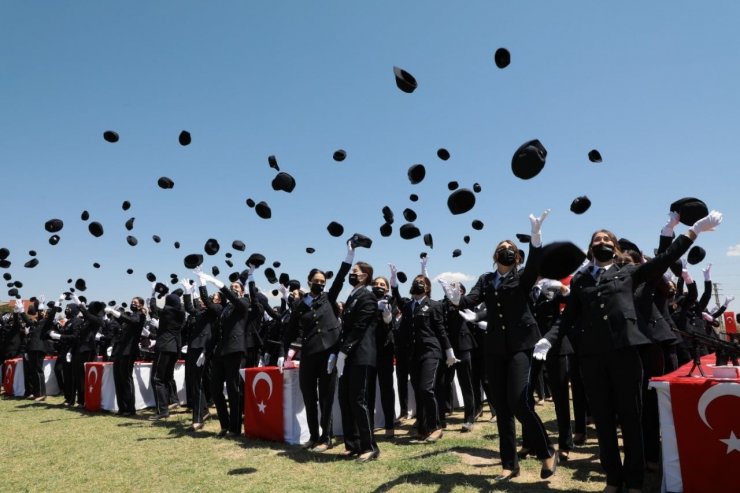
[3,359,18,395]
[668,359,740,492]
[84,362,105,411]
[244,367,284,442]
[724,311,737,337]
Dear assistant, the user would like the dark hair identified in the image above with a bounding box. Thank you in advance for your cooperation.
[413,275,432,296]
[372,276,390,289]
[355,262,373,286]
[494,240,521,266]
[586,229,622,261]
[132,297,145,306]
[308,268,326,283]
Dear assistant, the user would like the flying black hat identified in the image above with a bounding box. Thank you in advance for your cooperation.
[409,194,418,202]
[204,238,220,256]
[232,240,246,252]
[93,262,100,269]
[279,273,290,286]
[246,198,255,208]
[75,279,87,291]
[174,241,180,249]
[687,246,706,265]
[178,130,191,146]
[471,220,484,230]
[49,235,60,246]
[452,249,462,258]
[81,210,90,221]
[437,148,450,161]
[268,155,279,171]
[247,253,266,268]
[154,282,169,295]
[184,254,204,269]
[588,149,602,163]
[333,150,346,162]
[306,247,315,254]
[45,218,63,233]
[447,189,476,215]
[103,130,119,143]
[225,259,234,268]
[157,177,175,189]
[0,249,8,260]
[403,208,417,222]
[327,221,344,237]
[494,48,510,68]
[540,242,587,280]
[126,268,134,275]
[516,234,531,243]
[228,272,239,283]
[380,223,392,237]
[125,217,135,231]
[152,235,161,243]
[88,222,104,237]
[255,201,272,219]
[264,268,278,284]
[400,223,421,240]
[393,66,418,93]
[570,196,592,215]
[146,273,157,282]
[463,235,470,244]
[397,272,408,283]
[126,236,138,247]
[122,201,131,211]
[382,206,394,224]
[473,183,482,193]
[424,233,433,249]
[447,181,459,191]
[29,250,36,256]
[408,164,426,184]
[670,197,708,226]
[511,139,547,180]
[273,261,281,268]
[271,172,296,193]
[349,233,373,249]
[211,266,220,277]
[24,258,39,268]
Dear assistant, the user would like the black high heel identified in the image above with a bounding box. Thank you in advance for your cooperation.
[495,468,520,481]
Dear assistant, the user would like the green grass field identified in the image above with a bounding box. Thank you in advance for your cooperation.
[0,394,662,492]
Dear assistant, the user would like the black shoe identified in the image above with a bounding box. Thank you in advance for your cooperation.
[356,449,380,463]
[226,431,241,439]
[559,450,570,462]
[495,468,520,481]
[540,453,558,479]
[517,447,531,459]
[216,429,228,438]
[573,432,586,446]
[149,413,169,421]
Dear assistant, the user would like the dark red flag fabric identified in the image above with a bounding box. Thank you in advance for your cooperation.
[84,362,105,411]
[3,358,19,395]
[244,367,284,441]
[723,311,737,336]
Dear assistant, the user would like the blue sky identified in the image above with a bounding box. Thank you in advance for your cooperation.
[1,1,739,308]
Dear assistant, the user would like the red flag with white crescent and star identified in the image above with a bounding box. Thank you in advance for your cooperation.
[3,358,18,395]
[723,311,737,337]
[84,362,105,411]
[669,374,740,492]
[244,367,284,441]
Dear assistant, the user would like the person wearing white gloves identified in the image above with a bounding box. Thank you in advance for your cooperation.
[282,263,347,452]
[21,299,55,401]
[70,298,106,408]
[368,274,396,438]
[333,241,380,463]
[106,297,146,417]
[539,210,723,493]
[439,210,556,481]
[54,299,84,406]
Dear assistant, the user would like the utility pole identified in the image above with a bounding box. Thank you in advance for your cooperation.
[713,282,721,308]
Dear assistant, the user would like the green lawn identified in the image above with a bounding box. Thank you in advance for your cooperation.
[0,395,662,492]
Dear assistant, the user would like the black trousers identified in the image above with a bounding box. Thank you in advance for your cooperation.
[210,352,243,434]
[640,343,664,464]
[524,352,572,451]
[185,350,209,423]
[73,350,96,406]
[299,350,336,443]
[26,351,46,397]
[569,354,589,435]
[151,351,178,415]
[338,364,377,454]
[395,346,410,417]
[662,344,678,373]
[53,355,65,395]
[580,347,644,490]
[471,343,493,416]
[370,347,396,430]
[486,350,553,471]
[410,356,442,436]
[448,350,476,423]
[113,356,136,413]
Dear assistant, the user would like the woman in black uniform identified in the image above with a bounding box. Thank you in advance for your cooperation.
[441,210,556,480]
[105,297,146,416]
[368,275,396,438]
[539,210,723,493]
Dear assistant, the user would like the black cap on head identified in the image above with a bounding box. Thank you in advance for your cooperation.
[204,238,220,256]
[437,148,450,161]
[122,201,131,211]
[157,177,175,189]
[409,194,418,202]
[246,198,255,208]
[463,235,470,244]
[540,242,587,280]
[45,218,64,233]
[403,208,417,222]
[103,130,119,143]
[174,241,180,249]
[184,254,204,269]
[618,238,640,254]
[349,233,373,249]
[178,130,191,146]
[393,66,418,93]
[225,259,234,268]
[670,197,708,226]
[126,235,138,247]
[255,201,272,219]
[152,235,161,243]
[424,233,433,249]
[264,268,277,284]
[81,210,90,221]
[588,149,602,163]
[687,246,706,265]
[511,139,547,180]
[93,262,100,268]
[447,181,459,191]
[24,258,39,268]
[48,235,60,246]
[570,196,592,215]
[333,150,346,162]
[247,253,266,268]
[271,172,296,193]
[125,217,135,231]
[447,189,476,215]
[471,220,484,230]
[516,233,531,243]
[146,273,156,282]
[88,222,104,237]
[268,155,279,171]
[400,223,421,240]
[380,223,392,237]
[211,266,220,277]
[75,278,87,291]
[408,164,426,184]
[452,249,462,258]
[327,222,344,237]
[232,240,245,252]
[306,247,315,254]
[397,272,408,283]
[473,183,481,193]
[494,48,510,69]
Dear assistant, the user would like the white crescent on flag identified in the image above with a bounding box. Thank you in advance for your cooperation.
[4,363,14,387]
[697,382,740,429]
[251,371,273,400]
[87,365,98,393]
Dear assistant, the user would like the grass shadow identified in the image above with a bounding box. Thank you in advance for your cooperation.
[227,467,257,475]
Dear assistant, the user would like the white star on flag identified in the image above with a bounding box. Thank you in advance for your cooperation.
[257,400,267,413]
[89,386,93,393]
[720,431,740,454]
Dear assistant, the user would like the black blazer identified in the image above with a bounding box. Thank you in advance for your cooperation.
[546,234,693,355]
[112,312,146,358]
[340,284,378,367]
[459,244,543,356]
[403,297,451,361]
[183,287,218,350]
[149,299,186,354]
[77,305,105,353]
[211,281,261,357]
[1,315,22,357]
[442,300,476,353]
[284,262,349,358]
[23,311,53,353]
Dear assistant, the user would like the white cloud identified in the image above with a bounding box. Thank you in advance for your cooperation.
[433,272,476,284]
[727,244,740,257]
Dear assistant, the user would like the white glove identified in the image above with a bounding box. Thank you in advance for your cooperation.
[95,332,102,341]
[336,352,347,378]
[182,279,195,295]
[246,264,256,283]
[661,211,681,237]
[204,273,225,289]
[24,327,30,335]
[377,299,390,311]
[49,331,61,341]
[438,279,461,305]
[681,258,693,285]
[148,339,156,349]
[150,282,157,297]
[723,296,735,308]
[23,353,28,360]
[458,308,477,322]
[420,255,429,277]
[327,353,337,374]
[257,356,265,367]
[38,294,46,306]
[148,319,159,329]
[13,299,23,313]
[389,263,398,288]
[286,348,296,361]
[702,312,714,322]
[528,209,550,248]
[344,240,355,265]
[106,346,112,357]
[533,338,552,360]
[66,352,72,363]
[445,348,459,368]
[141,326,151,337]
[688,210,723,236]
[278,284,289,301]
[477,320,488,331]
[194,267,207,287]
[539,279,563,292]
[196,352,206,367]
[382,310,393,325]
[277,356,285,373]
[181,345,188,354]
[702,264,712,282]
[380,300,393,324]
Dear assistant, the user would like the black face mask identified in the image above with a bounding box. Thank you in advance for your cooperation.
[372,287,386,299]
[410,281,425,295]
[496,249,517,266]
[310,283,324,296]
[348,273,360,287]
[592,244,615,262]
[130,305,140,312]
